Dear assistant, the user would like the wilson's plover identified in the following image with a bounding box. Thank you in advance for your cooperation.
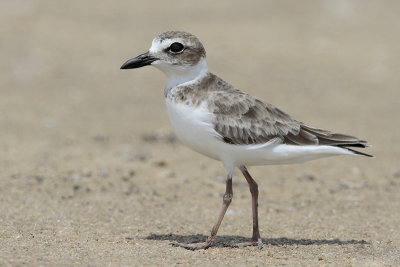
[121,31,372,250]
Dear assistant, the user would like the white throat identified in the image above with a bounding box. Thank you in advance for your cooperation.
[152,59,208,96]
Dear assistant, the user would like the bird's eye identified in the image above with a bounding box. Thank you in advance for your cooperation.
[169,42,184,53]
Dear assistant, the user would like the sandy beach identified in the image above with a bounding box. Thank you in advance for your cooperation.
[1,1,399,266]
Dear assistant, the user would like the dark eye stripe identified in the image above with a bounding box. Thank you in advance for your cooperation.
[169,42,184,53]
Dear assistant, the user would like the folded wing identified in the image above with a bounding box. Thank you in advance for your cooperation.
[208,88,371,157]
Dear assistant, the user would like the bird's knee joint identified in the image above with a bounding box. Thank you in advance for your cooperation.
[249,184,258,194]
[223,193,233,203]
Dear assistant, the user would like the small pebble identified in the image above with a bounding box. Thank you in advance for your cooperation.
[153,161,167,167]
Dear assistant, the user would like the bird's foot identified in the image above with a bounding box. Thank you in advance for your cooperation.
[171,238,263,250]
[230,238,264,249]
[170,239,214,250]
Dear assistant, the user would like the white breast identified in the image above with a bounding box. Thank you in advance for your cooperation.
[165,98,223,161]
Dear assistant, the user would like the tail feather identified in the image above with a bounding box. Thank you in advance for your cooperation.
[299,124,372,157]
[344,147,374,157]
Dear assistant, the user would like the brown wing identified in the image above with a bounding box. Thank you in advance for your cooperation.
[208,89,370,151]
[208,89,304,145]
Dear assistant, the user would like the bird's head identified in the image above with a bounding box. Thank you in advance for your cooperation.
[121,31,208,90]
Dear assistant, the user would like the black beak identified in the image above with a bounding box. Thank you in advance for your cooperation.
[120,52,158,69]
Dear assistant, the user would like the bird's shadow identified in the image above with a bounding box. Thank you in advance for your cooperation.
[142,233,369,248]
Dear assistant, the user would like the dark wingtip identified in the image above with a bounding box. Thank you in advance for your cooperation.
[346,147,374,157]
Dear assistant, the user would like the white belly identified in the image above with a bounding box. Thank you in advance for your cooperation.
[165,99,353,168]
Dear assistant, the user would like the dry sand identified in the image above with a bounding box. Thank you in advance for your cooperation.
[1,0,400,266]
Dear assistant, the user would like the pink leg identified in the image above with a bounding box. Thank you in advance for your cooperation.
[171,176,233,250]
[235,166,263,249]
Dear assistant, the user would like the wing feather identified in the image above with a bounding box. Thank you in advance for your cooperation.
[209,89,301,145]
[172,72,370,154]
[207,83,369,150]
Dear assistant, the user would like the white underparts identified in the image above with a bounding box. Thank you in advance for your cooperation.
[165,99,354,172]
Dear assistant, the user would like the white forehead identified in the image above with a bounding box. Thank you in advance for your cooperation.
[149,37,184,53]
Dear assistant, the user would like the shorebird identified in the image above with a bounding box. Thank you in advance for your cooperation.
[121,31,372,250]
